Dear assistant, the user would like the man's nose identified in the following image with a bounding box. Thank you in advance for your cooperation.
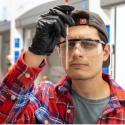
[71,43,85,57]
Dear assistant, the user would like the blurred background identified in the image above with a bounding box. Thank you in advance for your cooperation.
[0,0,125,88]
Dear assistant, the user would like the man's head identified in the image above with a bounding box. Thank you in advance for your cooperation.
[58,8,110,80]
[71,9,110,67]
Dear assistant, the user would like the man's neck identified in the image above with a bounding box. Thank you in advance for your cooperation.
[71,73,110,100]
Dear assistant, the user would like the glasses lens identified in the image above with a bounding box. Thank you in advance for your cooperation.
[59,39,103,57]
[80,39,98,50]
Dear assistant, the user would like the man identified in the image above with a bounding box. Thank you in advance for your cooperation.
[0,5,125,124]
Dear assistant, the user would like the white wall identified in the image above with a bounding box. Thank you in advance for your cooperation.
[89,0,110,25]
[0,0,55,21]
[14,0,55,19]
[0,0,11,21]
[115,4,125,89]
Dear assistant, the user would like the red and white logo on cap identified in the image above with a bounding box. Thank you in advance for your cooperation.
[80,18,88,24]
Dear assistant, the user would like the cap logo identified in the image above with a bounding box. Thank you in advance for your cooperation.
[80,18,88,24]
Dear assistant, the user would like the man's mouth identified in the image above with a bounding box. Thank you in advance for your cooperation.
[69,63,88,68]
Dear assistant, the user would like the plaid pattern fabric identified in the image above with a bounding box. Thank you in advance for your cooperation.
[0,53,43,123]
[0,52,125,124]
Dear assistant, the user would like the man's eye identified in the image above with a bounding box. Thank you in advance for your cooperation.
[68,42,76,48]
[81,40,97,49]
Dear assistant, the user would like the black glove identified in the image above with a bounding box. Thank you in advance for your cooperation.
[29,5,75,56]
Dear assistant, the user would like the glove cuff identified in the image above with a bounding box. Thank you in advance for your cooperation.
[28,47,51,56]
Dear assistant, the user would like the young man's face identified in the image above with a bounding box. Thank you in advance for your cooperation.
[59,25,110,80]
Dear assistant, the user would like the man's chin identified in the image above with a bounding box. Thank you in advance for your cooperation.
[67,74,91,80]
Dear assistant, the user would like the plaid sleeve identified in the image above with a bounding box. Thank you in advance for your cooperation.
[0,52,45,123]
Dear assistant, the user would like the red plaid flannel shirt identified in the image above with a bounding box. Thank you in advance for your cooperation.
[0,52,125,124]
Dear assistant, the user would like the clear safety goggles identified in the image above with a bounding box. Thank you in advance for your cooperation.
[58,39,105,57]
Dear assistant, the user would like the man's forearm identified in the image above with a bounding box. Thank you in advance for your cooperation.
[24,50,47,68]
[0,51,45,123]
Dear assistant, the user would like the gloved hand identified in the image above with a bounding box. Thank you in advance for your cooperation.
[29,5,75,56]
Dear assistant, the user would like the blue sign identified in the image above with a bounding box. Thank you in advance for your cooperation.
[15,38,20,48]
[81,0,89,9]
[106,25,110,42]
[102,67,109,73]
[14,51,19,62]
[102,25,110,74]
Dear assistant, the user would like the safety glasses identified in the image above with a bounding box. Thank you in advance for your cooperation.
[58,38,105,57]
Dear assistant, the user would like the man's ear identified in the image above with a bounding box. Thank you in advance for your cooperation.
[103,43,110,62]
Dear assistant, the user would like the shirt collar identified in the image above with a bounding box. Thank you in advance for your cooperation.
[55,76,72,95]
[55,73,125,101]
[55,73,125,116]
[101,73,125,115]
[102,73,125,101]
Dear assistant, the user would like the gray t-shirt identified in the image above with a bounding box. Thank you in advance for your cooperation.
[72,90,110,124]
